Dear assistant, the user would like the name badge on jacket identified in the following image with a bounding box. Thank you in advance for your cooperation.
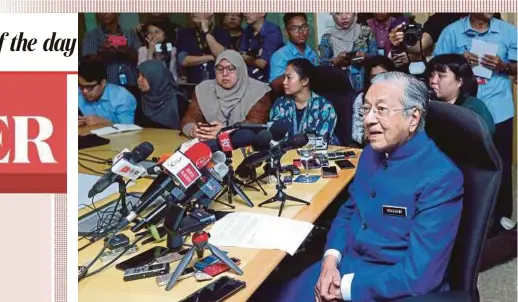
[382,205,407,217]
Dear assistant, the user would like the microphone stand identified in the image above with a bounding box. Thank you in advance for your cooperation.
[164,230,243,291]
[213,151,254,208]
[243,165,267,196]
[105,178,130,229]
[258,155,309,217]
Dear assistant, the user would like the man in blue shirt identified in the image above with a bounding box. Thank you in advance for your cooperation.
[434,13,517,233]
[275,72,463,301]
[240,13,284,82]
[269,13,319,86]
[176,13,231,84]
[78,57,136,126]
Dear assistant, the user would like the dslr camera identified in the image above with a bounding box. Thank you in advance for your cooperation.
[402,17,422,47]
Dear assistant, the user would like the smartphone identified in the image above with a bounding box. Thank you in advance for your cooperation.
[321,166,338,178]
[156,266,196,286]
[194,254,225,271]
[283,176,293,186]
[336,159,355,170]
[107,35,127,47]
[115,246,169,271]
[78,108,84,116]
[178,276,246,302]
[198,122,216,128]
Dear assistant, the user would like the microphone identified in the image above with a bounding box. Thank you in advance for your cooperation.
[130,165,228,233]
[220,121,273,132]
[122,142,217,228]
[146,153,171,175]
[205,129,257,152]
[269,119,290,146]
[162,142,213,189]
[88,142,154,198]
[241,133,309,168]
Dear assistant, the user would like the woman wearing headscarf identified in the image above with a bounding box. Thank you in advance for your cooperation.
[319,13,377,92]
[136,60,181,129]
[180,50,272,140]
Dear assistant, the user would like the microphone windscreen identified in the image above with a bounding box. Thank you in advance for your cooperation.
[269,120,289,142]
[131,141,155,162]
[183,142,212,169]
[211,151,226,164]
[253,130,272,151]
[289,134,309,149]
[230,129,257,149]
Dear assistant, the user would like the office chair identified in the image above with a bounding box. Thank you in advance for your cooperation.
[398,101,503,301]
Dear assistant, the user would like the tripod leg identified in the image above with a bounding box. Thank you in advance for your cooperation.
[284,194,310,205]
[165,247,195,291]
[213,199,235,209]
[214,187,228,201]
[230,179,254,207]
[235,178,260,192]
[258,196,278,207]
[278,199,287,217]
[253,180,268,196]
[207,243,243,275]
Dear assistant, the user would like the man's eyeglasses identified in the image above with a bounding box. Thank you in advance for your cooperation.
[359,105,415,117]
[79,83,99,92]
[287,24,310,33]
[215,65,237,74]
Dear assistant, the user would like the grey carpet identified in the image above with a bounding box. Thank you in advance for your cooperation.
[478,165,517,302]
[479,258,517,302]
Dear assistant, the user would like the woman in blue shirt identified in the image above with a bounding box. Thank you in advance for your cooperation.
[269,58,338,143]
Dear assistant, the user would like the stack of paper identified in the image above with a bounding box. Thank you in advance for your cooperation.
[470,39,499,79]
[208,212,314,256]
[91,124,143,136]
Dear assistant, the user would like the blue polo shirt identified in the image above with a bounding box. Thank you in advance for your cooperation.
[78,83,137,124]
[176,27,231,84]
[269,41,319,82]
[239,20,284,82]
[434,17,517,123]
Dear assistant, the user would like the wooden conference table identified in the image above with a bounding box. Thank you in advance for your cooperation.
[78,127,360,302]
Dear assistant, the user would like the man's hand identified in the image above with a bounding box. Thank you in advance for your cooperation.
[481,54,506,72]
[389,23,405,47]
[82,115,111,127]
[194,121,223,141]
[315,255,342,301]
[463,51,479,66]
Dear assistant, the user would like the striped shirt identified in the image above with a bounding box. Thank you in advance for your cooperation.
[82,26,141,86]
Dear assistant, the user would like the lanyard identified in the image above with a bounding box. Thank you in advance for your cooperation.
[291,93,313,135]
[195,25,213,53]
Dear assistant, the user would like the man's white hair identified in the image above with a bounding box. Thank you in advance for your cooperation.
[370,71,428,132]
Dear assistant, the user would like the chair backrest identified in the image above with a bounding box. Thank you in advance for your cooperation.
[424,101,502,292]
[311,66,357,146]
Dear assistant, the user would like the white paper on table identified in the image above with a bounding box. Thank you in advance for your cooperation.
[78,173,135,209]
[470,39,499,79]
[91,124,143,136]
[208,212,314,256]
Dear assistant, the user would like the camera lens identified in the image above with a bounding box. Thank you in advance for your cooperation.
[403,30,418,47]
